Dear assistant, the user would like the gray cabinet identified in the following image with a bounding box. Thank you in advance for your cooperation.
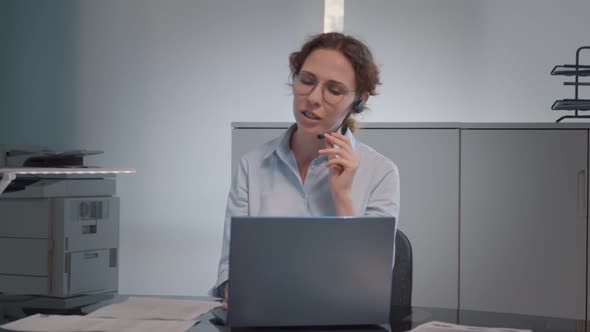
[459,130,587,320]
[231,123,590,320]
[356,129,459,309]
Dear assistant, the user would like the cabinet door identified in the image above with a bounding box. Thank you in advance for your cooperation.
[357,129,460,310]
[460,130,587,320]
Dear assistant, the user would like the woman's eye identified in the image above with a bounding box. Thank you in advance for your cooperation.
[328,87,344,96]
[300,77,316,85]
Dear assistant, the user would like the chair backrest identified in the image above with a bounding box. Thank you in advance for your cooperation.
[390,229,413,330]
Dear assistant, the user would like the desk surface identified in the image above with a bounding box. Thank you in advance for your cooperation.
[1,296,586,332]
[97,296,582,332]
[190,307,585,332]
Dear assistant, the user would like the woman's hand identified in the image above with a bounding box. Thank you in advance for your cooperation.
[318,132,359,215]
[222,282,228,310]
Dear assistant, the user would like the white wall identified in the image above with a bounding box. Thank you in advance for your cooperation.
[1,0,323,295]
[345,0,590,122]
[1,0,589,295]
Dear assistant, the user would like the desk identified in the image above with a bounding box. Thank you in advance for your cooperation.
[87,296,585,332]
[190,307,585,332]
[1,296,586,332]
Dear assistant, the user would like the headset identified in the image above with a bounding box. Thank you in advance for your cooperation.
[353,100,365,113]
[316,99,364,139]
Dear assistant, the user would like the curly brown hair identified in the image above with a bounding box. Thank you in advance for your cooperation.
[289,33,381,132]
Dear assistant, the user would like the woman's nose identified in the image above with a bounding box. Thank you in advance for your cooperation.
[306,83,323,105]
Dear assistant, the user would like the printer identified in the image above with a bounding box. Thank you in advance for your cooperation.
[0,147,133,312]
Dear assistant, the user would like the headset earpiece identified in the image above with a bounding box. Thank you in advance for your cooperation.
[354,100,365,113]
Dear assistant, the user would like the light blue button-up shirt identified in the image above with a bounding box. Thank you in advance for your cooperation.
[212,124,400,296]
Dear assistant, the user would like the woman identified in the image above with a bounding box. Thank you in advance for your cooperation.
[212,32,400,305]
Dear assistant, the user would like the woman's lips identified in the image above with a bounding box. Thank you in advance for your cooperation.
[302,111,321,120]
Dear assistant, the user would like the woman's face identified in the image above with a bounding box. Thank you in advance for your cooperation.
[292,48,357,137]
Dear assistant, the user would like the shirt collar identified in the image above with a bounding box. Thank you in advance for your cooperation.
[262,123,357,162]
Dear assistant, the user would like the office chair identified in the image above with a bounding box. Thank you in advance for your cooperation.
[390,229,413,332]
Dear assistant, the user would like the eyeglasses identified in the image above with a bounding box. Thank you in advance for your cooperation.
[293,72,354,105]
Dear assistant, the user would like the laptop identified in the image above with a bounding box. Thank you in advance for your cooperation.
[213,216,396,327]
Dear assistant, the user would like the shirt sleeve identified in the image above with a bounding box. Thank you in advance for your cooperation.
[364,163,400,220]
[209,158,250,298]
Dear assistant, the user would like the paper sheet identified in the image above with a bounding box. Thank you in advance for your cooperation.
[87,296,221,321]
[412,321,532,332]
[1,314,197,332]
[2,297,222,332]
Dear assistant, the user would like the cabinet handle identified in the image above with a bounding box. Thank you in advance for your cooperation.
[84,252,99,260]
[578,170,587,218]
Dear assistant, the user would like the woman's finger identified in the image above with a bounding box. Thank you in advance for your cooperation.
[318,148,351,160]
[326,157,356,170]
[324,133,353,153]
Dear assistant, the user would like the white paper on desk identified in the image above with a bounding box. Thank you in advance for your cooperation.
[1,314,197,332]
[411,321,531,332]
[87,296,221,321]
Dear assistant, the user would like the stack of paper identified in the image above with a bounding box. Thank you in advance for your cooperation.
[411,321,531,332]
[1,315,197,332]
[1,297,221,332]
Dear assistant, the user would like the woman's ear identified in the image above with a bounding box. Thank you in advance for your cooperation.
[352,92,370,114]
[361,91,369,104]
